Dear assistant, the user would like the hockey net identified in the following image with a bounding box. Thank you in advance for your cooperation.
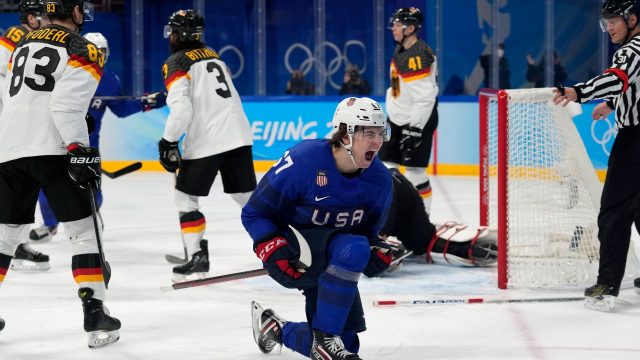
[479,88,639,289]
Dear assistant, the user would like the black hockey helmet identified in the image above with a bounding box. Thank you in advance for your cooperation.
[43,0,93,21]
[388,7,424,30]
[600,0,640,31]
[18,0,44,20]
[164,9,204,42]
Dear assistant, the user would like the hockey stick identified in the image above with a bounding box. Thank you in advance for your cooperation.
[102,162,142,179]
[165,172,189,264]
[89,185,111,288]
[373,296,584,307]
[161,268,267,292]
[94,95,146,101]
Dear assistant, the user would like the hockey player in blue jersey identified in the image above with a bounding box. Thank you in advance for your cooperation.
[245,97,393,360]
[29,32,166,242]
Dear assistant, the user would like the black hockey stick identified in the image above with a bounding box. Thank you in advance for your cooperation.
[94,95,146,101]
[102,162,142,179]
[160,268,267,292]
[89,185,111,288]
[165,172,189,264]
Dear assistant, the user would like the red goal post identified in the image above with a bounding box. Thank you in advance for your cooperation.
[478,88,639,289]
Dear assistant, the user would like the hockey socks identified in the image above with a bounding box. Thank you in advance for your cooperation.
[72,254,106,301]
[180,211,206,255]
[312,265,361,336]
[0,253,10,286]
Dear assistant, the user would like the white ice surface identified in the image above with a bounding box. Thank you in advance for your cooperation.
[1,172,639,359]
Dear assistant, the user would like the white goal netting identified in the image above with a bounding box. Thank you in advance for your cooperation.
[479,88,640,289]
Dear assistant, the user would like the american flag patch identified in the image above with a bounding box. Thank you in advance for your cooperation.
[316,171,328,187]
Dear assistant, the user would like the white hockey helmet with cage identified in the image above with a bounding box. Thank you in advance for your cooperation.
[84,32,109,63]
[332,97,390,141]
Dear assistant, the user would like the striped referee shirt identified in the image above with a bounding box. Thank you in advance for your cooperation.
[574,33,640,128]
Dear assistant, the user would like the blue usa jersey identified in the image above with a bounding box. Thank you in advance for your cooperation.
[242,139,392,245]
[88,69,142,147]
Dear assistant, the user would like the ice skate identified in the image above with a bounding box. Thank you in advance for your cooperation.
[172,240,209,283]
[311,329,362,360]
[251,301,285,354]
[634,277,640,295]
[29,224,57,243]
[79,288,121,348]
[584,283,618,312]
[11,244,50,271]
[0,316,4,332]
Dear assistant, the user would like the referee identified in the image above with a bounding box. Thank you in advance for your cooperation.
[553,0,640,311]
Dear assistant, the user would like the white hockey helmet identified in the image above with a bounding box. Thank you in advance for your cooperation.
[332,97,390,141]
[84,32,109,63]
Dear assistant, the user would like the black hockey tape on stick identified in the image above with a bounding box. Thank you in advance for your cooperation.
[374,296,584,307]
[161,268,268,292]
[102,162,142,179]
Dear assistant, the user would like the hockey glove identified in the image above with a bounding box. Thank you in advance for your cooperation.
[67,143,101,191]
[158,138,181,173]
[399,125,423,162]
[143,91,167,112]
[363,239,393,278]
[255,236,304,288]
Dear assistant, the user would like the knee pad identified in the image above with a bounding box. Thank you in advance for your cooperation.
[175,189,200,213]
[0,224,29,256]
[230,191,252,208]
[404,167,429,186]
[63,216,99,255]
[328,234,370,272]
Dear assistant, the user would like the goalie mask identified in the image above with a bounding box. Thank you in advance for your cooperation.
[164,9,204,45]
[84,32,109,64]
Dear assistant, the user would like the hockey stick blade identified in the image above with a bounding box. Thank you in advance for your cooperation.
[102,162,142,179]
[165,253,188,264]
[374,296,584,307]
[161,268,267,292]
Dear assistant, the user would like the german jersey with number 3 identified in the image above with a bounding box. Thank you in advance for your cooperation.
[0,24,28,113]
[161,46,252,159]
[241,139,392,245]
[0,24,104,163]
[385,39,438,129]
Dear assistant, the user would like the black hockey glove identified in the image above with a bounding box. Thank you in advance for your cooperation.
[399,125,423,162]
[67,143,101,191]
[158,138,181,173]
[363,239,393,278]
[255,236,304,289]
[143,91,167,112]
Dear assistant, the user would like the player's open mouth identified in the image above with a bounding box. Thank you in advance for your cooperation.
[365,151,375,161]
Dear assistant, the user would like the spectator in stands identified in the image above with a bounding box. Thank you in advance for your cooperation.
[285,70,314,95]
[479,43,511,89]
[339,65,371,95]
[526,51,568,87]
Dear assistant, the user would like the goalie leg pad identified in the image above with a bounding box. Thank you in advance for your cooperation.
[426,222,497,266]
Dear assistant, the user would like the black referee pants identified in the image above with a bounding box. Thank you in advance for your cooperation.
[597,127,640,287]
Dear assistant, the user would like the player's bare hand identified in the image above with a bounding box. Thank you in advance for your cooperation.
[592,102,613,121]
[552,86,577,106]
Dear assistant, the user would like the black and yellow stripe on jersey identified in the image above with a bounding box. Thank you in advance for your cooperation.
[0,25,28,53]
[390,40,435,82]
[162,47,220,90]
[16,25,104,81]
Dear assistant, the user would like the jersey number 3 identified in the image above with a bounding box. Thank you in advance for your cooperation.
[206,61,232,99]
[10,47,60,96]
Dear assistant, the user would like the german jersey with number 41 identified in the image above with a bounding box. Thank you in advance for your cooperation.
[161,46,252,160]
[0,24,104,163]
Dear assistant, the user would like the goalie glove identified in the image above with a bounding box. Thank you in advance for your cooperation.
[399,125,423,162]
[363,238,393,278]
[255,236,304,288]
[158,138,181,173]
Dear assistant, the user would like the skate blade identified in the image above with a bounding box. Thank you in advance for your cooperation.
[584,295,615,312]
[251,301,263,345]
[10,260,50,272]
[87,329,120,348]
[171,271,208,283]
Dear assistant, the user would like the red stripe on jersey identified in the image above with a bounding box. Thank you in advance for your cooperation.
[165,70,188,90]
[0,37,16,52]
[604,68,629,92]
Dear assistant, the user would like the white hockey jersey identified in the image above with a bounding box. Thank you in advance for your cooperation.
[0,24,103,163]
[0,24,28,113]
[385,39,439,129]
[161,46,252,160]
